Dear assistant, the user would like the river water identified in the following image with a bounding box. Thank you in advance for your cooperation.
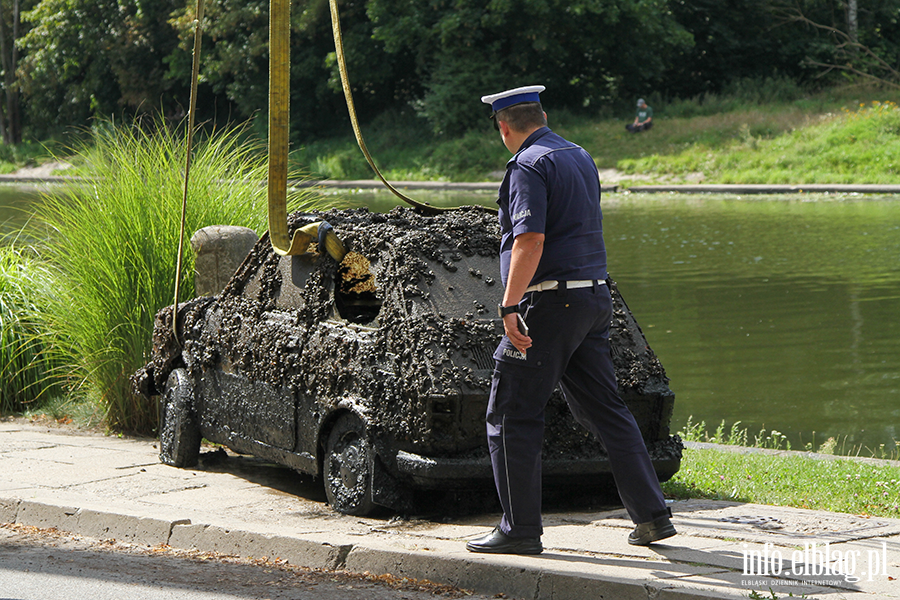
[3,185,898,452]
[0,185,43,238]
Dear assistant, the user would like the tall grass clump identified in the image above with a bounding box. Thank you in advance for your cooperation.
[0,242,58,412]
[36,118,325,433]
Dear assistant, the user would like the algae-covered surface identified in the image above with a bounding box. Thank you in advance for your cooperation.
[136,206,681,504]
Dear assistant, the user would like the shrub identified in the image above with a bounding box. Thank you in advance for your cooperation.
[0,242,58,412]
[36,119,324,433]
[425,130,508,180]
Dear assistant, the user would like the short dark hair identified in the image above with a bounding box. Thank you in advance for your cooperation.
[495,102,546,133]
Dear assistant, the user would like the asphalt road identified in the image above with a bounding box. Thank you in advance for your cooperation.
[0,524,497,600]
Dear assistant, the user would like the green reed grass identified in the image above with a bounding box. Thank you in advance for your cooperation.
[0,242,58,412]
[678,415,900,460]
[35,119,325,433]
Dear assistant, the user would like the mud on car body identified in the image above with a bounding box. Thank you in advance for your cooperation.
[133,207,682,516]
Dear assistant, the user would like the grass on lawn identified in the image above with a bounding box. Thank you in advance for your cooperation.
[665,417,900,518]
[663,448,900,518]
[617,100,900,184]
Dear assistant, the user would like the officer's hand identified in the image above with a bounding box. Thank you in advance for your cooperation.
[503,313,532,356]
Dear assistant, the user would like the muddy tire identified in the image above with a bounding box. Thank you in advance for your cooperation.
[159,368,201,468]
[324,413,376,516]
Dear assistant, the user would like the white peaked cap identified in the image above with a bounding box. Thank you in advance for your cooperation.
[481,85,546,112]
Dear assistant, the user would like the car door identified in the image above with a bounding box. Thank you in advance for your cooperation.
[195,249,324,470]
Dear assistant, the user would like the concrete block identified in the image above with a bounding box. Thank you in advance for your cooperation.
[655,584,751,600]
[537,571,631,600]
[191,225,258,297]
[344,547,540,599]
[0,497,20,523]
[168,523,349,570]
[75,508,186,546]
[257,535,352,570]
[16,500,79,530]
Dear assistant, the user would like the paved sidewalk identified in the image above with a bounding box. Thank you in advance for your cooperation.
[1,421,898,599]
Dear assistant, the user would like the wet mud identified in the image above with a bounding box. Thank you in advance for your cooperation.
[135,206,681,512]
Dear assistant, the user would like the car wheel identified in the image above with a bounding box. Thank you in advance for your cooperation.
[324,413,376,516]
[159,368,201,468]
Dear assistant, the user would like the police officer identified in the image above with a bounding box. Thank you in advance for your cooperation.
[466,85,676,555]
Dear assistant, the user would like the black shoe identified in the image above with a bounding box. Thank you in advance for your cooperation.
[628,508,676,546]
[466,527,543,555]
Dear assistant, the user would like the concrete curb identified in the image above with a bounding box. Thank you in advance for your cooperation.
[0,175,620,194]
[168,522,352,570]
[627,183,900,194]
[0,175,619,195]
[294,179,626,195]
[7,174,900,195]
[1,496,754,600]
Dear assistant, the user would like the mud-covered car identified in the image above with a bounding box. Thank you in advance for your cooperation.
[134,207,682,515]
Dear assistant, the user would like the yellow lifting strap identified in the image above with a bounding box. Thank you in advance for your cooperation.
[269,0,362,256]
[327,0,466,216]
[267,0,496,257]
[267,0,303,256]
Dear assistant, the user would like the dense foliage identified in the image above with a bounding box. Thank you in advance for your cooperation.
[0,243,57,412]
[19,0,185,137]
[366,0,692,134]
[7,0,900,142]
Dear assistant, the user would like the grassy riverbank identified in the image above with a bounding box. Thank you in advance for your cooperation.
[617,100,900,184]
[5,83,894,186]
[663,448,900,518]
[289,82,896,185]
[0,140,60,175]
[662,419,900,518]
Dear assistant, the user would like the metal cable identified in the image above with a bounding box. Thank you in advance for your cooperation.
[173,0,205,342]
[328,0,496,216]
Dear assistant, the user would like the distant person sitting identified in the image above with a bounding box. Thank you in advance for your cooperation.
[626,99,653,133]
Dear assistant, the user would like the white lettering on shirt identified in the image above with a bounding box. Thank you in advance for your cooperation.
[513,208,531,221]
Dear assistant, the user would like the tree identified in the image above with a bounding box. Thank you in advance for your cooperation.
[660,0,816,98]
[165,0,417,139]
[0,0,32,144]
[19,0,183,136]
[771,0,900,89]
[367,0,693,135]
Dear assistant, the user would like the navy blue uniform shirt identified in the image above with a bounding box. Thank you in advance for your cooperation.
[496,127,607,286]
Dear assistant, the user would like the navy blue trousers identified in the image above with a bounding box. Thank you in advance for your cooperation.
[488,282,667,538]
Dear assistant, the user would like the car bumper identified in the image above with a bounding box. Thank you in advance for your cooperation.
[394,446,682,488]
